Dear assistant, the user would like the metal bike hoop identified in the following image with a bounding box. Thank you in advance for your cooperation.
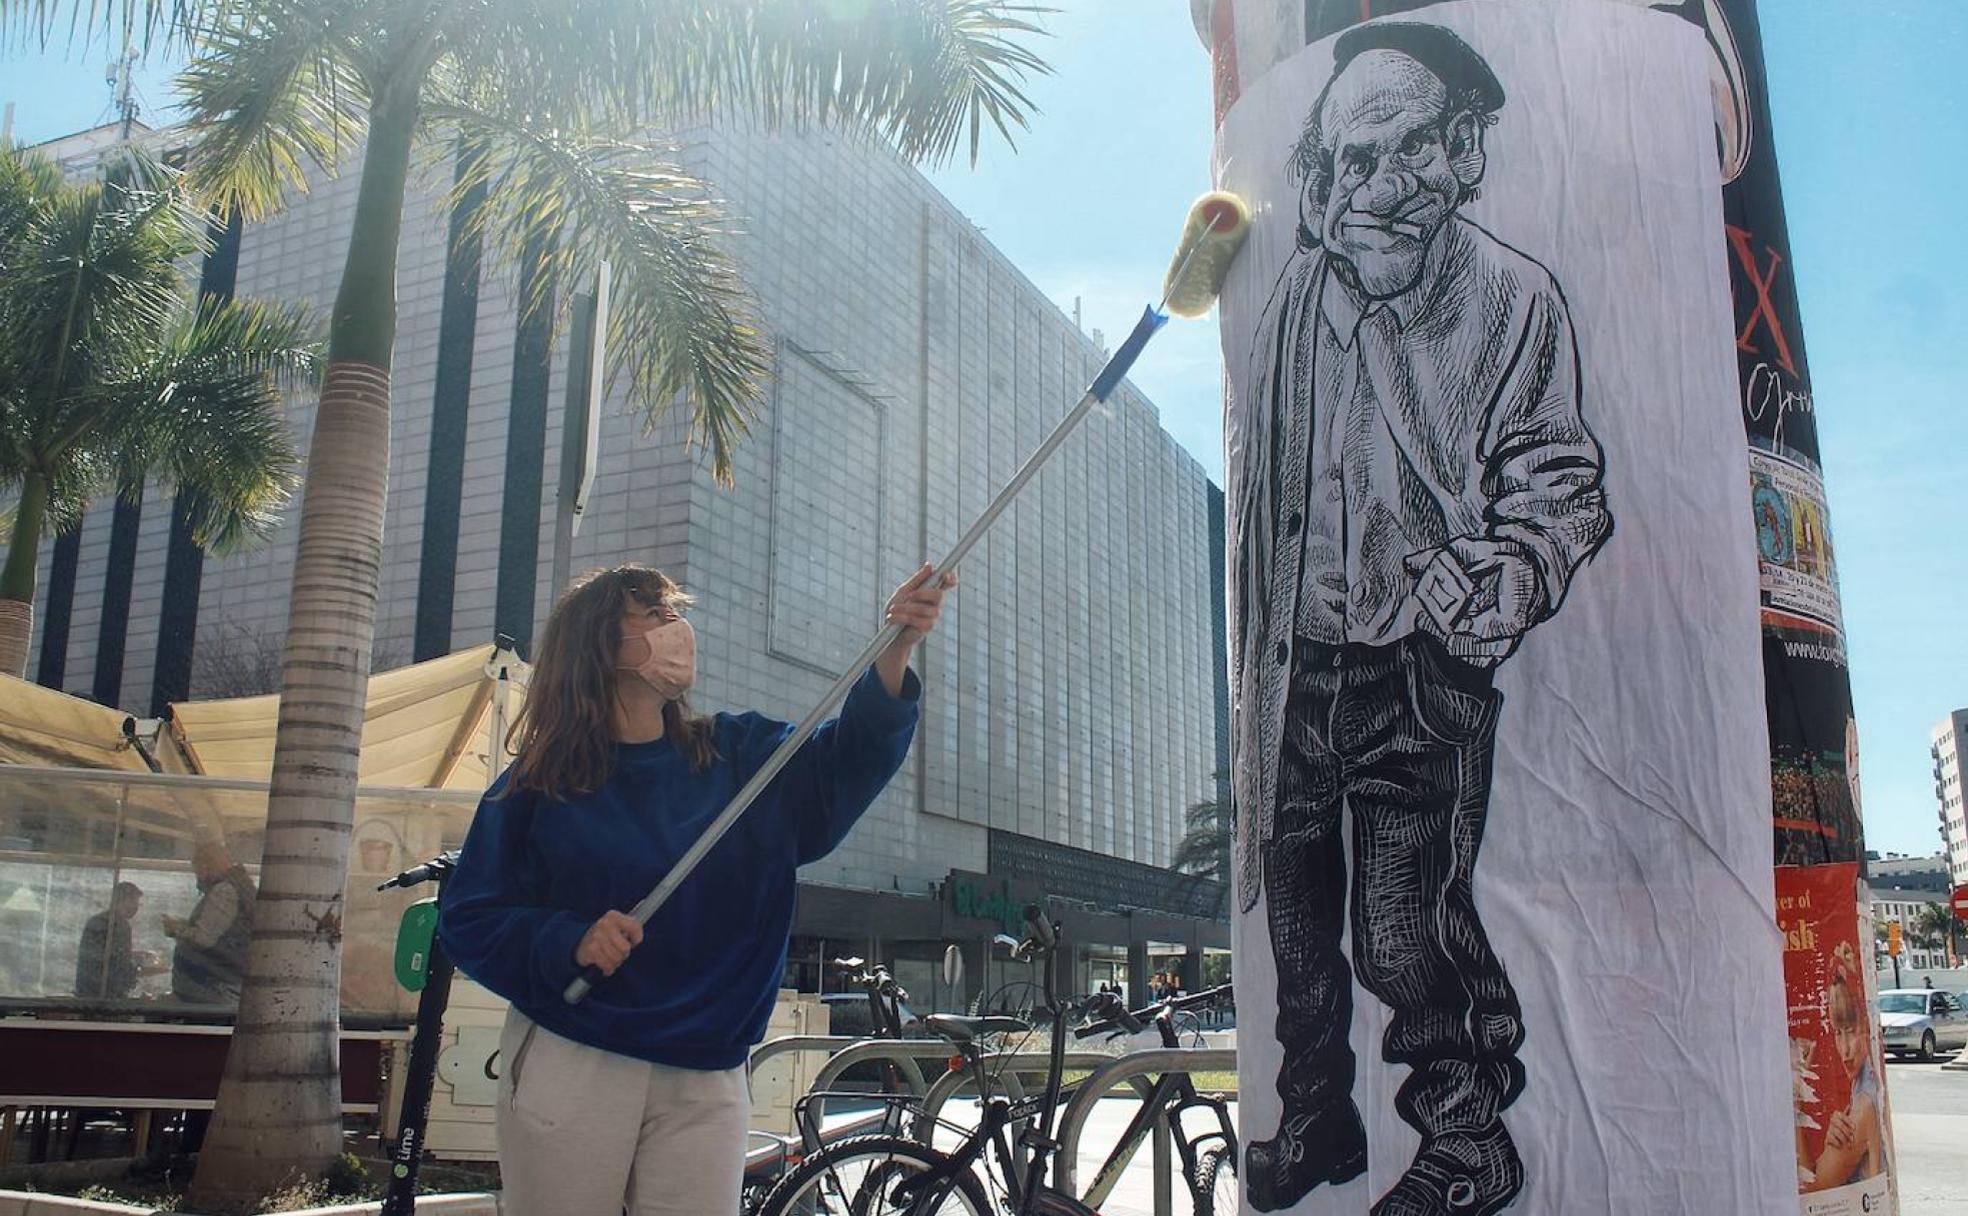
[747,1034,867,1076]
[911,1051,1142,1143]
[793,1040,959,1150]
[1051,1047,1236,1197]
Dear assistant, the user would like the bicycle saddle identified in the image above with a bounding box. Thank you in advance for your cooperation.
[923,1013,1028,1043]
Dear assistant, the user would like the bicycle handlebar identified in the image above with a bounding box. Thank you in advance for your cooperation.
[1023,904,1057,951]
[376,851,458,892]
[1072,982,1234,1039]
[1072,991,1145,1038]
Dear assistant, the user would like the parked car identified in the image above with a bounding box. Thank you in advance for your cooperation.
[1878,988,1968,1061]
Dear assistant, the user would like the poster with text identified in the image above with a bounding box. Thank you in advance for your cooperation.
[1778,863,1892,1215]
[1215,4,1795,1212]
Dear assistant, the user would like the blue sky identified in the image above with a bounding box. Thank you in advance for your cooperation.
[4,3,1964,860]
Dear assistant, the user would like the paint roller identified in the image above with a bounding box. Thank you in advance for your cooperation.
[563,191,1252,1005]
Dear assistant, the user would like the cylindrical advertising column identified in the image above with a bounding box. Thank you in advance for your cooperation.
[1194,2,1890,1213]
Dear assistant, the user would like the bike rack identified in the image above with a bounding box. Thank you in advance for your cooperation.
[747,1034,867,1078]
[748,1033,1241,1214]
[910,1051,1137,1144]
[1052,1047,1237,1212]
[787,1039,961,1151]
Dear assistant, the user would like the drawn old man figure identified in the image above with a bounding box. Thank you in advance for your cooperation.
[1231,23,1612,1215]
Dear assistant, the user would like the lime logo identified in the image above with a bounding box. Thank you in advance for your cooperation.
[394,1164,409,1178]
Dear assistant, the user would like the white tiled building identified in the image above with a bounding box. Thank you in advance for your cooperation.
[1934,711,1968,889]
[1871,887,1952,973]
[14,121,1230,977]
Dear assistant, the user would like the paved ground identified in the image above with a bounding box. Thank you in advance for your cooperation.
[1885,1056,1968,1216]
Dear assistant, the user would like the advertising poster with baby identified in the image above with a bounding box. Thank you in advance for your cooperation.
[1779,862,1894,1215]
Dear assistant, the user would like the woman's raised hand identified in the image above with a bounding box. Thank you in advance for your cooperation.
[886,563,957,647]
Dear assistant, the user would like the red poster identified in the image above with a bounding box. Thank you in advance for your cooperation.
[1778,863,1893,1213]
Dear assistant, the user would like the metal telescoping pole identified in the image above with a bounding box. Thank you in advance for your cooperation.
[563,306,1171,1004]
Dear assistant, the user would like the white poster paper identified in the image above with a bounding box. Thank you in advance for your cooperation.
[1215,4,1795,1212]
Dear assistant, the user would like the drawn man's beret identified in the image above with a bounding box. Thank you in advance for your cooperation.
[1332,21,1506,115]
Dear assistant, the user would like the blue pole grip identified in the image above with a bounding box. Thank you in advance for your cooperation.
[1088,306,1170,402]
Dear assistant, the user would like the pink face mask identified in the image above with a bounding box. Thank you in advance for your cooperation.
[617,615,696,701]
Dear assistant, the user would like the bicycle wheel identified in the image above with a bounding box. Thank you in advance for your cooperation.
[1194,1143,1238,1216]
[754,1134,993,1216]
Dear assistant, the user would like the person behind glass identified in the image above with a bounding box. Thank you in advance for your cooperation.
[76,881,144,999]
[164,839,256,1004]
[440,562,953,1216]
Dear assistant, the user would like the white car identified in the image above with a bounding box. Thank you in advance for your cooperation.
[1878,989,1968,1061]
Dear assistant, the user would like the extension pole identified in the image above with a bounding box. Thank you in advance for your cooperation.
[565,306,1168,1003]
[564,199,1248,1004]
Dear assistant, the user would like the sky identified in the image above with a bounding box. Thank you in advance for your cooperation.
[3,2,1965,860]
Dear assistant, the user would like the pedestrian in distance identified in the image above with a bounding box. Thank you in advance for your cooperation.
[441,562,953,1216]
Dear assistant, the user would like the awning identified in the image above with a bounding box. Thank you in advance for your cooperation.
[0,675,156,771]
[167,643,527,791]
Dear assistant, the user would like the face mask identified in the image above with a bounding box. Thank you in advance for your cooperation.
[618,615,696,701]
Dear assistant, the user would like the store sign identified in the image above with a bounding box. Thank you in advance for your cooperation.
[946,871,1028,935]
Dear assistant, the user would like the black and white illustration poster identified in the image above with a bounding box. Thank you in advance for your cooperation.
[1214,4,1795,1212]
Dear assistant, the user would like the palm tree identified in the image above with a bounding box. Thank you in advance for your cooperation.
[0,146,310,678]
[7,2,1046,1204]
[1912,902,1957,957]
[1171,790,1233,916]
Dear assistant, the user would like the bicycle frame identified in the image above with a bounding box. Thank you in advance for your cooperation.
[1075,1067,1235,1210]
[1074,989,1237,1208]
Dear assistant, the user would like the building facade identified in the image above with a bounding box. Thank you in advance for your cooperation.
[15,121,1231,1000]
[1867,851,1952,894]
[1934,710,1968,888]
[1870,887,1953,974]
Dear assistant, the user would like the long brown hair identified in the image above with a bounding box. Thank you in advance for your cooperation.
[505,565,717,800]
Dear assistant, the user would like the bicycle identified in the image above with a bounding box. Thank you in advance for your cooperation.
[754,906,1239,1215]
[1067,982,1238,1216]
[742,956,920,1211]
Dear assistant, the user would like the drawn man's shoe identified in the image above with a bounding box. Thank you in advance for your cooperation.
[1370,1121,1524,1216]
[1244,1103,1367,1212]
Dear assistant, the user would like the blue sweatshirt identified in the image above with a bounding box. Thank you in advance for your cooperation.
[439,666,920,1070]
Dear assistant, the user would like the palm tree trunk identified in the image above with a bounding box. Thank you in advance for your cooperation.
[187,91,420,1211]
[0,472,48,677]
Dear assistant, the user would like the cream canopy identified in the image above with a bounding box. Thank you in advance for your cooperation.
[0,674,184,771]
[165,642,527,791]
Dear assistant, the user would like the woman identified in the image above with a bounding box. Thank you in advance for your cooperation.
[440,562,953,1216]
[1799,941,1883,1191]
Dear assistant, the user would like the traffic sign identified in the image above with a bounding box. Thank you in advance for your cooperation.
[1887,920,1902,957]
[1952,883,1968,924]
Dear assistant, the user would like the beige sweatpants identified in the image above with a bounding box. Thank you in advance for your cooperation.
[495,1007,750,1216]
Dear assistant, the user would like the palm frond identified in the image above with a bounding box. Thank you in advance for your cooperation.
[175,0,370,218]
[436,103,770,485]
[100,294,313,549]
[0,147,65,250]
[1170,796,1232,877]
[0,153,203,444]
[0,0,241,54]
[453,0,1050,167]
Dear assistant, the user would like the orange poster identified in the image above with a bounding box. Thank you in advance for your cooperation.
[1779,862,1893,1214]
